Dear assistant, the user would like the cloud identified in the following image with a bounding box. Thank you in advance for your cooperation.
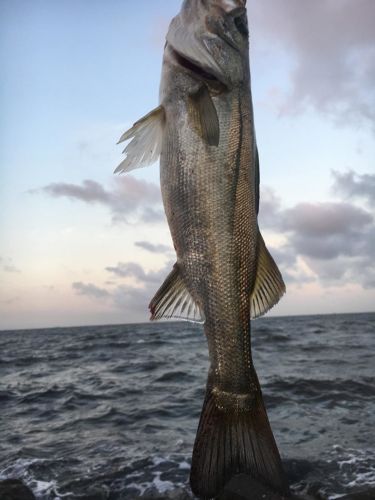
[90,175,372,292]
[1,296,20,305]
[110,285,154,318]
[0,257,21,273]
[283,202,372,238]
[3,265,21,273]
[41,180,109,204]
[267,244,296,268]
[265,244,314,286]
[254,0,375,128]
[258,186,282,228]
[258,174,375,289]
[72,279,149,321]
[105,260,172,286]
[72,260,174,321]
[135,241,172,254]
[72,282,111,299]
[34,176,164,224]
[283,200,374,287]
[273,168,375,288]
[69,168,375,322]
[308,256,375,288]
[282,201,372,260]
[70,167,375,314]
[332,170,375,206]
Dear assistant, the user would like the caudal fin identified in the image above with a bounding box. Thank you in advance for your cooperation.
[190,385,289,499]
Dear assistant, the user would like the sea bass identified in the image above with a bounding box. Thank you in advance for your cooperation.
[115,0,289,497]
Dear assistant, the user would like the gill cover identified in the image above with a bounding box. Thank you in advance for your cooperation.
[167,0,248,87]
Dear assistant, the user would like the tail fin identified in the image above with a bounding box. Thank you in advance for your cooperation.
[190,385,289,499]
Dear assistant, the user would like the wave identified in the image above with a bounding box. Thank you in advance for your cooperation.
[1,314,374,499]
[155,371,195,383]
[2,447,375,499]
[264,377,375,402]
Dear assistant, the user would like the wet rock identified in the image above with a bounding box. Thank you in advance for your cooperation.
[139,486,191,499]
[283,459,316,484]
[163,488,192,500]
[336,488,375,500]
[217,474,308,500]
[0,479,36,500]
[75,487,109,500]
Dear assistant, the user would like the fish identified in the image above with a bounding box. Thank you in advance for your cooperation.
[115,0,289,498]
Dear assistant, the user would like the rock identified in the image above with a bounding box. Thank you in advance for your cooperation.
[283,459,315,484]
[217,474,308,500]
[164,488,192,500]
[335,488,375,500]
[139,487,191,499]
[0,479,36,500]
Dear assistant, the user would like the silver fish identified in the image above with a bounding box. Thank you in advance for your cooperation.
[116,0,289,497]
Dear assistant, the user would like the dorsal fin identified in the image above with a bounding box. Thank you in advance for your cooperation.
[114,105,165,174]
[250,231,286,318]
[149,263,204,323]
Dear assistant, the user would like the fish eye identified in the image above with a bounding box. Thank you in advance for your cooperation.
[234,13,248,36]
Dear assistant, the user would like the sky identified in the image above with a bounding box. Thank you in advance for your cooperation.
[0,0,374,330]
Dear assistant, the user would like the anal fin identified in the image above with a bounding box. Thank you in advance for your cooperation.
[114,105,165,174]
[250,231,286,319]
[149,263,204,323]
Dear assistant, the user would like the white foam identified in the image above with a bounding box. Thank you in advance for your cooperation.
[178,461,190,470]
[30,479,58,497]
[126,481,147,495]
[347,471,375,487]
[152,474,175,493]
[152,455,168,466]
[0,458,62,499]
[327,446,375,499]
[0,457,41,478]
[124,454,192,497]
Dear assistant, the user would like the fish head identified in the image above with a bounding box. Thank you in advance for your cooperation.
[166,0,249,88]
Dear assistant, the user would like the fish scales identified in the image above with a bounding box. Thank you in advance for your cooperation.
[116,1,289,497]
[161,64,256,396]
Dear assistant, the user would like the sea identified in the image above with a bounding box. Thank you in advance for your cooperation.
[0,312,374,499]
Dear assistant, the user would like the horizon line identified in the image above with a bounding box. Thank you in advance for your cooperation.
[1,310,374,333]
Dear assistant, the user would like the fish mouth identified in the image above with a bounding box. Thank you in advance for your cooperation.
[214,6,249,50]
[233,10,248,37]
[170,46,228,90]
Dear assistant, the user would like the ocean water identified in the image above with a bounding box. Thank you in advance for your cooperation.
[0,313,374,499]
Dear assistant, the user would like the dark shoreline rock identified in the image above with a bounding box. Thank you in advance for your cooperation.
[0,479,36,500]
[217,474,317,500]
[1,476,374,500]
[335,487,375,500]
[217,474,375,500]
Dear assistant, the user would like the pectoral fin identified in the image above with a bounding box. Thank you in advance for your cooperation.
[149,263,204,323]
[189,86,220,146]
[114,105,165,174]
[250,231,285,318]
